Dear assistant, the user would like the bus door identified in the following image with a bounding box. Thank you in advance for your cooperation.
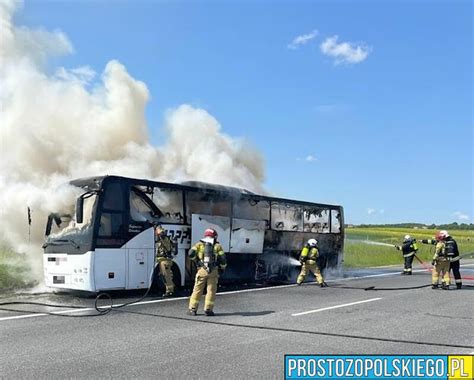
[125,227,155,289]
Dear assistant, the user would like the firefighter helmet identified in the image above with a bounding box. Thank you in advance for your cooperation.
[404,234,411,241]
[204,228,218,238]
[436,230,449,240]
[308,238,318,247]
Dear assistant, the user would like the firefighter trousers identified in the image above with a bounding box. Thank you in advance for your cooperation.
[432,260,450,286]
[297,262,324,285]
[403,254,414,273]
[158,259,175,294]
[189,267,219,311]
[450,260,462,288]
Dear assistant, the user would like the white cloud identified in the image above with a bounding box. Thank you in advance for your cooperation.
[320,35,371,64]
[55,65,96,84]
[296,154,318,162]
[288,29,318,50]
[453,211,470,221]
[367,208,384,215]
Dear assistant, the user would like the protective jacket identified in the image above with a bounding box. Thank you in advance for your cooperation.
[433,241,449,262]
[299,245,319,265]
[189,241,227,272]
[156,234,176,261]
[396,239,418,258]
[443,236,460,262]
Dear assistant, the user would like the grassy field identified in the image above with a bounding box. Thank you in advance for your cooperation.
[344,228,474,268]
[0,246,36,290]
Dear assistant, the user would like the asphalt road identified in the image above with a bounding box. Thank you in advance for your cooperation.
[1,261,473,379]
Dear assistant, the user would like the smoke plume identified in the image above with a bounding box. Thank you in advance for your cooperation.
[0,0,265,284]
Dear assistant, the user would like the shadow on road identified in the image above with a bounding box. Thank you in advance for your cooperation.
[212,310,274,317]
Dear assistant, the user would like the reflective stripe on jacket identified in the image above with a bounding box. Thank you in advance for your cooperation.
[189,241,227,270]
[396,240,418,258]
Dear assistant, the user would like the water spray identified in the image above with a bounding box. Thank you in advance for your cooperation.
[358,240,395,248]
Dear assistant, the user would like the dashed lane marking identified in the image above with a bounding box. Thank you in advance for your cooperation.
[291,297,382,316]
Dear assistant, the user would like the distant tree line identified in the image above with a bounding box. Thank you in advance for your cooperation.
[347,223,474,230]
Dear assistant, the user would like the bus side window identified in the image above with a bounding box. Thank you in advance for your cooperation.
[233,198,270,225]
[185,191,231,221]
[130,191,154,222]
[99,215,111,235]
[103,183,124,211]
[99,213,123,237]
[271,203,303,232]
[152,188,184,223]
[331,210,341,233]
[304,209,330,233]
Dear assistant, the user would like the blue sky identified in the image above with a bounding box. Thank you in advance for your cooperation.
[16,0,472,224]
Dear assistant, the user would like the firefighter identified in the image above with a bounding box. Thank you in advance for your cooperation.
[394,235,418,275]
[155,225,177,297]
[429,231,451,290]
[188,228,227,316]
[421,230,462,289]
[296,238,327,287]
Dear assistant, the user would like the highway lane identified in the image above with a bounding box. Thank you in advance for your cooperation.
[1,262,473,379]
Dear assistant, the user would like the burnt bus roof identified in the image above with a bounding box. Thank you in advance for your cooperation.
[70,175,343,210]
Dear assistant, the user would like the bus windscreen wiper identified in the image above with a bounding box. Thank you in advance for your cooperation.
[43,239,80,249]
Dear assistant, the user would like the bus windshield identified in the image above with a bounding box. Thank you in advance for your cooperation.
[44,192,97,249]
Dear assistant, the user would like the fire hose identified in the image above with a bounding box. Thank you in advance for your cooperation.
[0,265,162,317]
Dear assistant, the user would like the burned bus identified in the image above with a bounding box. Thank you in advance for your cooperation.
[43,175,344,292]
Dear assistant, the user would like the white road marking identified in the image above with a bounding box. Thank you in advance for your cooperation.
[291,298,382,316]
[0,313,48,321]
[0,307,97,321]
[2,264,473,322]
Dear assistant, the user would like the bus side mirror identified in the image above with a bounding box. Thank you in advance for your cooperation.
[76,197,84,224]
[45,215,53,236]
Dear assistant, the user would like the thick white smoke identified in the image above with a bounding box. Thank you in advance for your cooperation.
[0,0,265,284]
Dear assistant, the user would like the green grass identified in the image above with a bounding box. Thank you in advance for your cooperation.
[344,228,474,268]
[0,246,36,290]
